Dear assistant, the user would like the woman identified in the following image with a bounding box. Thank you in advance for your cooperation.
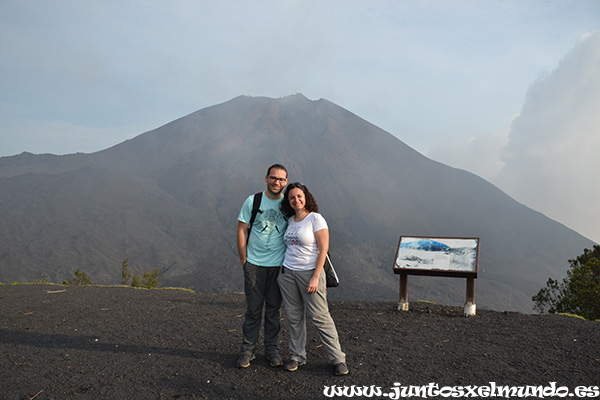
[278,182,348,376]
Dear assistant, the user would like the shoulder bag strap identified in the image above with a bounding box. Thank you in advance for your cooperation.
[246,192,262,244]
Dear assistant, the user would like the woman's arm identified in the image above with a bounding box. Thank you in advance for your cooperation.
[307,228,329,294]
[237,221,249,266]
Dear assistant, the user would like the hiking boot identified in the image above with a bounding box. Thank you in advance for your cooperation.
[284,359,305,372]
[236,353,255,368]
[267,352,283,367]
[334,362,349,376]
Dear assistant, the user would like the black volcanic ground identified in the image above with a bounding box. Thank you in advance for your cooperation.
[1,284,598,399]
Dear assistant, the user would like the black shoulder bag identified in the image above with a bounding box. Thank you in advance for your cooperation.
[323,252,339,287]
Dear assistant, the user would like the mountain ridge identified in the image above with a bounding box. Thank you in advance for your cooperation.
[0,95,595,312]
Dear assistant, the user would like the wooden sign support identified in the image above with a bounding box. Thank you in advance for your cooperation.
[398,273,409,311]
[397,274,476,315]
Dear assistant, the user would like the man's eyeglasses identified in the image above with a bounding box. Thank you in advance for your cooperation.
[268,176,287,183]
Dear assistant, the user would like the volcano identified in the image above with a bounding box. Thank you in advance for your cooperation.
[0,94,594,312]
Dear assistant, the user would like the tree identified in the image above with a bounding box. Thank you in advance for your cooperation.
[122,259,132,285]
[532,245,600,320]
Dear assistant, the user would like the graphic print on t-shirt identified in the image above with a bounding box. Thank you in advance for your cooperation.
[285,225,300,246]
[257,208,287,247]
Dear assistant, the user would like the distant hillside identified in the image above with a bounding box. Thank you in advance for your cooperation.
[0,94,595,312]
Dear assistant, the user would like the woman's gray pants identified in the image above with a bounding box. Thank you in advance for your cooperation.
[277,266,346,365]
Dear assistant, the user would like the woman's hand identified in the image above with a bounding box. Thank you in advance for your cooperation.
[307,276,320,294]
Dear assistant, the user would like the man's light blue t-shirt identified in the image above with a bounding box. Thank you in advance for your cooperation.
[238,192,288,267]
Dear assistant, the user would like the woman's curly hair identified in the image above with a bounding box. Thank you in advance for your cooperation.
[280,182,319,218]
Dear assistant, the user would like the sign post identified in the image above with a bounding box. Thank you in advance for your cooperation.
[398,273,409,311]
[393,236,480,316]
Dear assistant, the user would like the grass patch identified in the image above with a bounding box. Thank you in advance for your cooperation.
[558,313,587,320]
[0,279,195,294]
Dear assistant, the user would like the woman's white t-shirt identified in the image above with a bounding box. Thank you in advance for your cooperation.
[283,212,328,271]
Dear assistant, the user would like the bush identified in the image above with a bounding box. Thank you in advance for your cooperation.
[131,274,141,288]
[532,245,600,320]
[141,268,160,289]
[122,259,160,289]
[63,269,93,286]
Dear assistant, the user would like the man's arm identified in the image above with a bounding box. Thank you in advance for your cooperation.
[237,221,249,266]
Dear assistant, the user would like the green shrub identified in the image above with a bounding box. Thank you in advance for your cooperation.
[63,269,93,286]
[141,268,160,289]
[131,274,141,288]
[533,245,600,320]
[123,259,160,289]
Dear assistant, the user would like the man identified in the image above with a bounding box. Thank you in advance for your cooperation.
[236,164,288,368]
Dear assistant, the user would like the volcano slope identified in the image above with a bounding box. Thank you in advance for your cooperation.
[1,284,598,399]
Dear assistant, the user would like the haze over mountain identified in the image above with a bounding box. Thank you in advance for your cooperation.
[0,94,594,312]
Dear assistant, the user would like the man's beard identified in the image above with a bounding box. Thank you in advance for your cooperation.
[268,186,283,196]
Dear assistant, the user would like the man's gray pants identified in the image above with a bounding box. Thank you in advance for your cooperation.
[240,262,282,357]
[277,266,346,365]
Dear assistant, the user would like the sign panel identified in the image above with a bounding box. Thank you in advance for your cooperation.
[393,236,479,278]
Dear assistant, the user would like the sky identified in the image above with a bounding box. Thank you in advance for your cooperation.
[1,0,599,244]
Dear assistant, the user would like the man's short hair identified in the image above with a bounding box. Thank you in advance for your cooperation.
[267,164,287,178]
